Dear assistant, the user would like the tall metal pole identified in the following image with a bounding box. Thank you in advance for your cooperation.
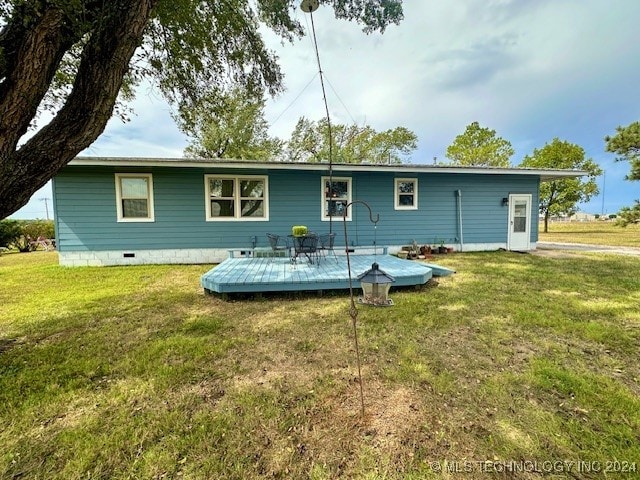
[301,0,334,233]
[39,197,50,220]
[601,170,606,216]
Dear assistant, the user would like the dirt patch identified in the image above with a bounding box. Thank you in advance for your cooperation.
[529,249,583,259]
[0,338,18,354]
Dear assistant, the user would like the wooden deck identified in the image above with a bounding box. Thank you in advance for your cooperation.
[201,254,454,294]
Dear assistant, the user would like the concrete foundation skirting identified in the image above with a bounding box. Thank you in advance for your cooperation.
[58,242,531,266]
[58,248,230,266]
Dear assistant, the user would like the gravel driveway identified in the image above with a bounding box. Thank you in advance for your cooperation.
[536,242,640,257]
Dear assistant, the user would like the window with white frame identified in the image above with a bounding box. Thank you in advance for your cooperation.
[205,175,268,221]
[322,176,352,221]
[394,178,418,210]
[115,173,155,222]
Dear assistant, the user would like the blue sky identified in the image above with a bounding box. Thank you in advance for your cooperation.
[12,0,640,219]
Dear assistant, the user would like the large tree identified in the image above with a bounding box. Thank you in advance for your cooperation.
[446,121,514,167]
[0,0,404,218]
[605,121,640,226]
[520,138,602,233]
[182,88,283,160]
[285,117,417,163]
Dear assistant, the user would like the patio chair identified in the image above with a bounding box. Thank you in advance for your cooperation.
[266,233,290,260]
[318,232,337,262]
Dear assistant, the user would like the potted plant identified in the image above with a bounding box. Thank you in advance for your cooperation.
[438,240,447,254]
[292,225,308,237]
[409,240,420,259]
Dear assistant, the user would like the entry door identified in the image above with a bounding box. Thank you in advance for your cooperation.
[507,194,532,251]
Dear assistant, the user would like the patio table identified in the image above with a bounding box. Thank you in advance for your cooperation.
[288,234,319,264]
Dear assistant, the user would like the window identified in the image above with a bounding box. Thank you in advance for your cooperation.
[322,176,352,221]
[205,175,268,221]
[394,178,418,210]
[115,174,154,222]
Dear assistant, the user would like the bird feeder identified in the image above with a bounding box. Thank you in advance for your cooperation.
[300,0,319,13]
[357,262,395,306]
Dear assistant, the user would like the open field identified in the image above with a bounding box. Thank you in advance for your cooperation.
[1,251,639,479]
[539,221,640,248]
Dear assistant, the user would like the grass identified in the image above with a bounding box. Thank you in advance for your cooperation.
[1,251,639,479]
[539,221,640,247]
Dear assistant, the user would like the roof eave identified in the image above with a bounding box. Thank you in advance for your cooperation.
[66,156,586,179]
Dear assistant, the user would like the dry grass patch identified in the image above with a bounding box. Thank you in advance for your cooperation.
[539,221,640,247]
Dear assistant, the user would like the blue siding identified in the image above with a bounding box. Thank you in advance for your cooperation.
[54,166,540,252]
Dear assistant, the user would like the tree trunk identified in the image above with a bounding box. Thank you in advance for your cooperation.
[0,0,159,218]
[544,210,550,233]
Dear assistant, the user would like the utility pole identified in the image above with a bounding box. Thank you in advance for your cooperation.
[39,197,50,220]
[601,170,606,216]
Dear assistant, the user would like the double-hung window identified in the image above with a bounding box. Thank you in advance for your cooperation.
[205,175,268,221]
[322,176,352,221]
[115,173,155,222]
[394,178,418,210]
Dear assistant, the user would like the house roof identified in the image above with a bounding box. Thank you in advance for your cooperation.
[68,157,586,182]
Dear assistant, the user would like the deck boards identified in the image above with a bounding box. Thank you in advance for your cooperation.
[201,254,450,294]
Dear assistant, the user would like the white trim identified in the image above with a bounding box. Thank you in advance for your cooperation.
[321,176,352,221]
[394,178,418,210]
[70,157,586,181]
[204,174,269,222]
[114,173,155,222]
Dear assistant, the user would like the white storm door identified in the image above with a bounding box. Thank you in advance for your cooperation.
[507,194,532,251]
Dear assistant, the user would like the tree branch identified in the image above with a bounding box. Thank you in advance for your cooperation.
[0,0,158,218]
[0,6,76,155]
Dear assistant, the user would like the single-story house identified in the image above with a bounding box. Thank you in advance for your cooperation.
[52,157,584,266]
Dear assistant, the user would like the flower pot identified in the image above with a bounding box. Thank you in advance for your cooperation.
[397,251,408,259]
[438,246,447,254]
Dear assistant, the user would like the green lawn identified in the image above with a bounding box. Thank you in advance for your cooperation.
[539,221,640,247]
[1,251,639,479]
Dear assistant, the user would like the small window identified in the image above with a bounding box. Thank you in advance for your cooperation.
[394,178,418,210]
[115,174,154,222]
[205,175,268,221]
[322,176,352,221]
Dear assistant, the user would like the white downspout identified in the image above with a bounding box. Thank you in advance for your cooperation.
[456,189,464,252]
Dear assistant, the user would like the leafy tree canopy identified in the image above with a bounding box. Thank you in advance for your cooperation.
[615,201,640,226]
[0,0,404,218]
[445,121,514,167]
[605,121,640,180]
[604,121,640,226]
[182,88,284,160]
[285,117,417,164]
[520,138,602,232]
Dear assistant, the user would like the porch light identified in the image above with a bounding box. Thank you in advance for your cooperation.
[502,197,509,206]
[357,262,395,307]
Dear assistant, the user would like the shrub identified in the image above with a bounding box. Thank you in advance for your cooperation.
[0,219,22,248]
[21,219,55,240]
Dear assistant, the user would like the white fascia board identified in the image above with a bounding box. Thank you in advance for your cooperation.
[68,157,586,179]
